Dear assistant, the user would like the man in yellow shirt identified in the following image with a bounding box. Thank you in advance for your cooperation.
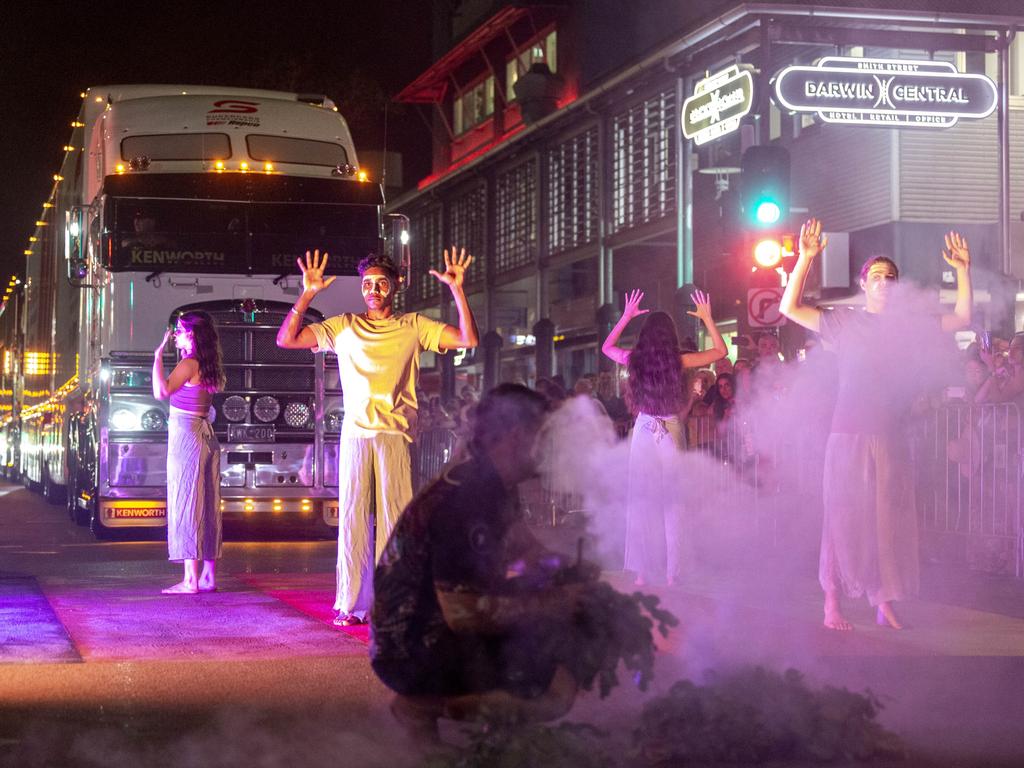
[277,247,479,625]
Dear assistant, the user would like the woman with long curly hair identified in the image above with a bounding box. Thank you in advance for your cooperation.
[152,310,226,594]
[602,289,726,585]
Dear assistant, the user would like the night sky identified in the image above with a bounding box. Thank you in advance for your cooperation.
[0,0,435,283]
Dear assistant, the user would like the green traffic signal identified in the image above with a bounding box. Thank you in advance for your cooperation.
[755,200,782,225]
[740,146,790,227]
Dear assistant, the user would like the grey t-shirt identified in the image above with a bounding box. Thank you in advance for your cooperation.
[818,307,940,435]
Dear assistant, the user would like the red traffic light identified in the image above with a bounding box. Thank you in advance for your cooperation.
[753,238,782,268]
[752,233,797,271]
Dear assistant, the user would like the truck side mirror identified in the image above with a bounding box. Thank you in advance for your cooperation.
[388,213,411,292]
[66,206,88,285]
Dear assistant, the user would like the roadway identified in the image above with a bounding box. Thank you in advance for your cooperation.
[3,479,1024,766]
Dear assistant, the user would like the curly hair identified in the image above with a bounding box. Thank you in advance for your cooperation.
[178,311,225,393]
[357,252,400,283]
[626,311,684,417]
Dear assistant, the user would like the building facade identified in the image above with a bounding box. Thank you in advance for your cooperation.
[389,0,1024,396]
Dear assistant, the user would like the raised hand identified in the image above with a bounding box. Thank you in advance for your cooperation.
[429,245,473,290]
[942,231,971,272]
[156,327,173,354]
[686,289,714,325]
[297,249,337,295]
[799,218,828,260]
[622,289,649,320]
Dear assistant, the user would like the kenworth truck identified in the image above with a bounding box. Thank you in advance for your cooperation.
[16,85,403,537]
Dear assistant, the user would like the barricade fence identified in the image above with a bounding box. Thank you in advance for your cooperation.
[412,401,1024,578]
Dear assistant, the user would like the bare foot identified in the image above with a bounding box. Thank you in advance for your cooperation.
[198,583,217,593]
[161,581,198,595]
[823,593,853,631]
[876,603,904,630]
[824,609,853,631]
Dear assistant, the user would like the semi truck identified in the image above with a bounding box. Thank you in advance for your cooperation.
[10,84,402,537]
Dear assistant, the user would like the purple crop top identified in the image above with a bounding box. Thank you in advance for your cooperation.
[170,383,213,414]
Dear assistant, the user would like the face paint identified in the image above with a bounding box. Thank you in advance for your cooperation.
[360,275,392,298]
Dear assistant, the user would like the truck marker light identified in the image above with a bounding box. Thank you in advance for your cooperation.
[263,162,274,172]
[240,162,249,172]
[214,160,225,171]
[357,170,368,182]
[115,163,126,174]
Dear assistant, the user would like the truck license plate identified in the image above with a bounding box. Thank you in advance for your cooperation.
[228,424,276,443]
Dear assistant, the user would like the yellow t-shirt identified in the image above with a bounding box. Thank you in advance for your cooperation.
[309,312,447,440]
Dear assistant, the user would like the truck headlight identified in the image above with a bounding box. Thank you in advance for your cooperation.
[222,395,248,422]
[141,409,166,431]
[254,396,280,423]
[283,401,311,428]
[111,408,139,431]
[325,409,343,432]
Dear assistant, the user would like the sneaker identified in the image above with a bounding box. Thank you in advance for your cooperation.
[333,612,365,627]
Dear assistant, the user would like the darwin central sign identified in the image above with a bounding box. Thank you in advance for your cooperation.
[773,57,997,128]
[681,65,754,145]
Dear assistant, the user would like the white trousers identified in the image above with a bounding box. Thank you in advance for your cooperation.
[334,433,413,617]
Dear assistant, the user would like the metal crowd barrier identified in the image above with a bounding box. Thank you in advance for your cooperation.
[412,427,459,492]
[917,402,1024,577]
[412,403,1024,578]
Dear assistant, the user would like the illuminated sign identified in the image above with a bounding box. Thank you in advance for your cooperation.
[773,57,997,128]
[681,65,754,145]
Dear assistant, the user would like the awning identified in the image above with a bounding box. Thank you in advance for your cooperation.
[395,5,550,104]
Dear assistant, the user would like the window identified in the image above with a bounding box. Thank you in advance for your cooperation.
[611,89,677,233]
[453,76,496,135]
[121,133,231,161]
[495,158,537,274]
[447,184,487,285]
[507,30,558,102]
[547,126,599,255]
[246,135,349,167]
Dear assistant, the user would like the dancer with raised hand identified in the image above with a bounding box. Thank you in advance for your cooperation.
[780,218,972,630]
[602,289,727,586]
[153,311,226,595]
[276,247,479,626]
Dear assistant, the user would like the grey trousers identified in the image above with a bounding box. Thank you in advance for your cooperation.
[166,411,222,561]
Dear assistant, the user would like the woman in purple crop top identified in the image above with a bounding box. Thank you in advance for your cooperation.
[153,311,226,595]
[601,289,727,586]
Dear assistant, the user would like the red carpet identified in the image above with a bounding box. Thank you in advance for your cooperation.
[235,572,370,643]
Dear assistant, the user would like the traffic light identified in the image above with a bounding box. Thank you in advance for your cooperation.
[750,233,796,273]
[740,145,790,228]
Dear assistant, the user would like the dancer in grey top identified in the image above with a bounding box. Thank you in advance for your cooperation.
[780,218,972,630]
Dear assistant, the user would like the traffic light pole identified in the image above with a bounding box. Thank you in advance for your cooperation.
[676,73,693,290]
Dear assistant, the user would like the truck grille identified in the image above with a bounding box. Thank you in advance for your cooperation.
[179,302,321,439]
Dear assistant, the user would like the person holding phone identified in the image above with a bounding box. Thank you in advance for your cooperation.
[152,311,226,594]
[780,218,972,630]
[601,289,727,586]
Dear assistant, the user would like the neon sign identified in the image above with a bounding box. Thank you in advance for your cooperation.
[773,57,997,128]
[681,65,754,145]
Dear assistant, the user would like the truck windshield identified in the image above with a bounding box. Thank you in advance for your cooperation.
[122,134,232,161]
[105,197,377,276]
[246,135,348,167]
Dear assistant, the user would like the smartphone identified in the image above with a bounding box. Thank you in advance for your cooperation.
[980,331,992,353]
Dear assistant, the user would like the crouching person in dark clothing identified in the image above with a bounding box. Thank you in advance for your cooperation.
[370,383,593,741]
